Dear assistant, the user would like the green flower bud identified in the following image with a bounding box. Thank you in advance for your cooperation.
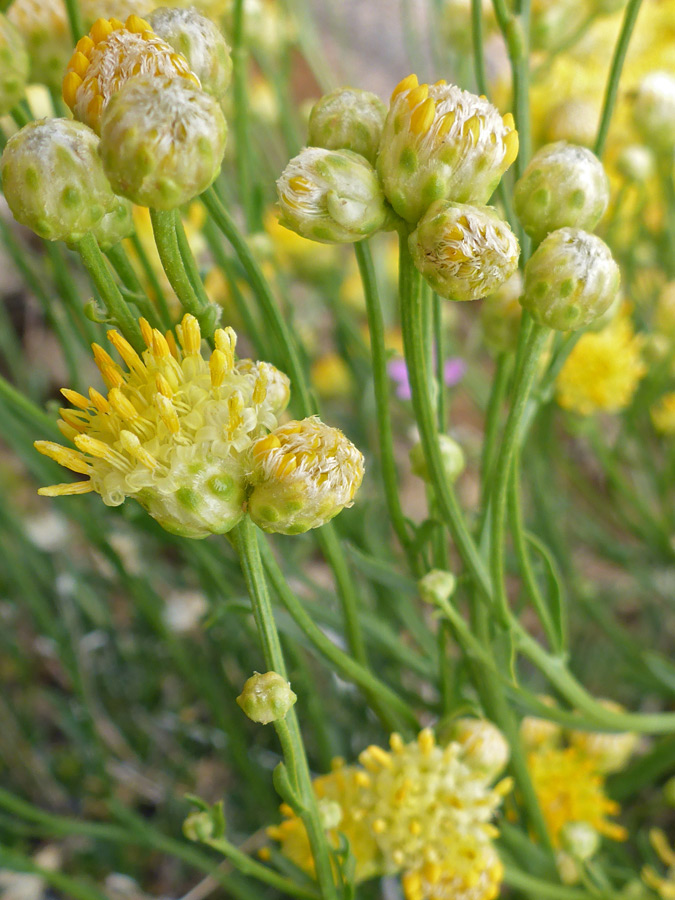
[418,568,456,606]
[149,7,232,104]
[514,142,609,245]
[0,14,28,115]
[248,417,365,535]
[236,671,297,724]
[633,71,675,155]
[87,195,135,251]
[521,228,620,331]
[99,74,227,210]
[568,701,638,773]
[410,434,465,483]
[1,118,121,243]
[531,0,588,52]
[8,0,70,89]
[183,810,217,842]
[409,200,519,301]
[377,74,518,224]
[308,87,386,165]
[616,144,655,182]
[546,99,598,148]
[559,822,600,861]
[451,718,510,779]
[480,271,523,353]
[276,147,388,243]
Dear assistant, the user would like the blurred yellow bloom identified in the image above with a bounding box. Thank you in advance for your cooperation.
[644,829,675,899]
[262,207,339,278]
[528,745,628,847]
[651,393,675,434]
[311,353,353,399]
[556,313,646,415]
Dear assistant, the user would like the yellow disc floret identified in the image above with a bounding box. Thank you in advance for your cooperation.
[63,14,200,132]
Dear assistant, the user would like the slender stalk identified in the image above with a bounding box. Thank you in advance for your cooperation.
[489,323,549,624]
[491,0,531,176]
[105,243,163,329]
[354,240,420,575]
[480,353,511,506]
[231,0,255,229]
[260,534,418,733]
[503,866,605,900]
[63,0,83,42]
[471,0,489,95]
[594,0,644,157]
[150,208,218,337]
[128,232,173,329]
[230,517,339,900]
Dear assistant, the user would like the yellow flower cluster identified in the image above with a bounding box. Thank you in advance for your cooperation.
[651,393,675,434]
[556,312,646,415]
[644,829,675,899]
[35,315,363,538]
[268,728,511,900]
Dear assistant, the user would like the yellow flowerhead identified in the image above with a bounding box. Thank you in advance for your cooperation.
[377,74,518,224]
[651,393,675,435]
[248,417,364,534]
[62,14,199,133]
[556,313,646,415]
[568,701,638,774]
[528,745,627,847]
[35,314,290,539]
[402,843,503,900]
[643,829,675,900]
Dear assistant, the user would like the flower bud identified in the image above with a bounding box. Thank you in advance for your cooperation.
[1,118,122,242]
[100,74,227,209]
[63,14,200,134]
[559,822,601,861]
[633,71,675,155]
[480,271,523,353]
[546,99,598,148]
[276,147,388,243]
[568,702,638,773]
[520,699,562,750]
[531,0,588,52]
[8,0,70,88]
[183,810,217,842]
[88,195,135,250]
[409,200,519,301]
[0,14,29,115]
[308,87,386,165]
[410,434,465,483]
[377,74,518,224]
[248,417,364,534]
[451,718,510,779]
[514,142,609,245]
[236,671,297,724]
[418,568,456,606]
[149,7,232,104]
[617,144,655,182]
[521,228,620,331]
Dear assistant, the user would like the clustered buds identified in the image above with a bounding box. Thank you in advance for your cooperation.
[514,142,610,245]
[409,200,519,301]
[308,87,386,165]
[236,671,297,724]
[521,228,620,331]
[248,417,364,534]
[377,74,518,224]
[276,147,388,243]
[0,118,128,243]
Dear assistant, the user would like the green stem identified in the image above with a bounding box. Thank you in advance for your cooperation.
[354,240,420,575]
[260,535,418,733]
[230,517,339,900]
[471,0,488,95]
[63,0,83,42]
[105,243,163,329]
[480,353,511,507]
[0,849,107,900]
[503,865,606,899]
[489,323,549,624]
[150,208,218,337]
[231,0,255,229]
[491,0,531,176]
[593,0,644,157]
[76,232,144,352]
[128,232,172,329]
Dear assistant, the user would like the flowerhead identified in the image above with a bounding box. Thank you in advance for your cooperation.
[63,14,199,133]
[35,314,290,539]
[308,87,387,165]
[377,74,518,224]
[247,416,364,534]
[556,312,646,415]
[276,146,388,243]
[643,829,675,900]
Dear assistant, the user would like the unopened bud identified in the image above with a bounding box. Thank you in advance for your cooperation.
[100,74,227,209]
[521,228,620,331]
[409,201,519,301]
[617,144,655,182]
[237,671,297,725]
[451,718,510,779]
[276,147,388,243]
[633,71,675,155]
[183,810,216,842]
[418,569,456,606]
[514,142,609,245]
[308,87,386,165]
[568,701,638,773]
[410,434,465,483]
[248,417,365,534]
[560,822,601,861]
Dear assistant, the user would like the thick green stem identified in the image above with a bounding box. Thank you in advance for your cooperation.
[75,232,144,352]
[230,517,339,900]
[105,243,163,330]
[594,0,644,157]
[354,240,420,575]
